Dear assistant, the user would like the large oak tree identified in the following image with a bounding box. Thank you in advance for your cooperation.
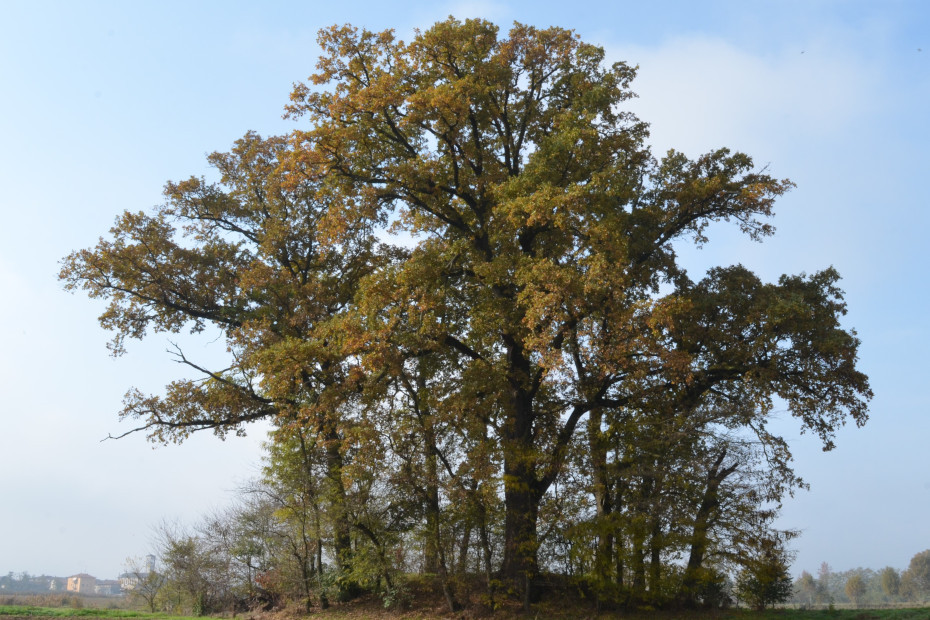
[286,18,869,592]
[62,18,870,606]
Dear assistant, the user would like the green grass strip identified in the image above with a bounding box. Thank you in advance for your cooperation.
[0,606,196,620]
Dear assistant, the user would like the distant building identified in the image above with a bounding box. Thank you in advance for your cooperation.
[66,574,96,593]
[94,580,120,596]
[118,573,139,591]
[119,555,158,592]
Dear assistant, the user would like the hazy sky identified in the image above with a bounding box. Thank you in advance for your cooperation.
[1,0,927,580]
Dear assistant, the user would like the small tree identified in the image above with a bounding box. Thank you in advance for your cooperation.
[796,570,817,607]
[815,562,835,605]
[845,573,865,608]
[735,541,793,610]
[880,566,900,600]
[123,556,165,612]
[154,520,231,616]
[902,550,930,602]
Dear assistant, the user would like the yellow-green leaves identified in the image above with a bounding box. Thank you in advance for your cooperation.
[62,19,871,604]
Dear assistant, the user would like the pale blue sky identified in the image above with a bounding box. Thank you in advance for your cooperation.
[1,0,927,579]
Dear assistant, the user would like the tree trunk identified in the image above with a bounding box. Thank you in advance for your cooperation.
[314,507,328,608]
[588,408,614,596]
[680,448,737,605]
[423,449,441,575]
[501,455,541,605]
[631,529,646,600]
[500,382,543,609]
[629,473,653,602]
[425,445,461,612]
[499,338,543,608]
[476,496,495,599]
[614,479,627,593]
[405,363,462,613]
[615,535,625,590]
[648,517,663,596]
[457,523,472,575]
[325,436,357,602]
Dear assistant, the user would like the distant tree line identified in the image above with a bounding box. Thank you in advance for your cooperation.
[791,553,930,609]
[0,572,51,593]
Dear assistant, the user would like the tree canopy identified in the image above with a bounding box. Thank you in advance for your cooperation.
[61,18,871,612]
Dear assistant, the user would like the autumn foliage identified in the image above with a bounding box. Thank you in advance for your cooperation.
[61,18,871,613]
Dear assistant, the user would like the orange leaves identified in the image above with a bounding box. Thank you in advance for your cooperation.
[58,21,878,598]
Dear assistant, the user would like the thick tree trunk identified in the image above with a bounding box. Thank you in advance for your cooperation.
[423,525,439,573]
[500,391,545,611]
[501,454,541,600]
[499,339,543,608]
[680,449,737,605]
[325,437,358,602]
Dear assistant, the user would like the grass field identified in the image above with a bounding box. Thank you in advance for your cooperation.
[0,607,196,620]
[3,603,930,620]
